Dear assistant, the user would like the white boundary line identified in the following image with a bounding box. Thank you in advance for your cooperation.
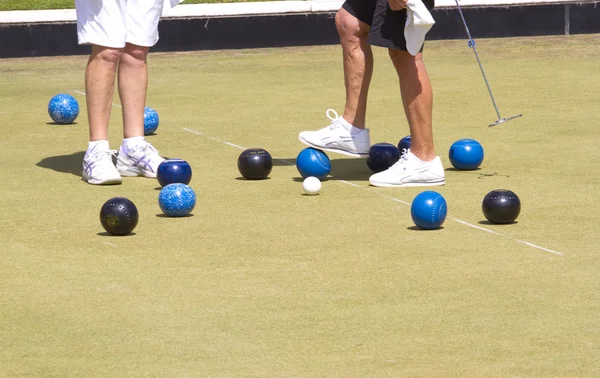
[181,126,563,256]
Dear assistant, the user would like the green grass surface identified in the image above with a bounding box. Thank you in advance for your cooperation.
[1,35,600,376]
[0,0,270,11]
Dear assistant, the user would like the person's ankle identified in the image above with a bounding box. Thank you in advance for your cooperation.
[410,150,436,162]
[342,115,365,130]
[87,140,110,154]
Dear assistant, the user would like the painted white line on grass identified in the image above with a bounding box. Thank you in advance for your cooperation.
[452,218,505,235]
[104,242,118,248]
[453,219,561,255]
[275,158,295,165]
[183,127,294,165]
[367,189,412,206]
[515,240,561,255]
[69,89,122,108]
[183,127,244,149]
[338,180,360,188]
[185,127,562,256]
[354,187,561,254]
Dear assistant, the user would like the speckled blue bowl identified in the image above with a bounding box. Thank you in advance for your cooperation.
[144,107,160,135]
[158,183,196,217]
[48,94,79,124]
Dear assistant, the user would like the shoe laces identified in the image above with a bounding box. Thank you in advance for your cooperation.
[324,108,344,130]
[84,149,117,174]
[389,149,410,170]
[129,141,159,156]
[85,149,117,163]
[124,142,161,170]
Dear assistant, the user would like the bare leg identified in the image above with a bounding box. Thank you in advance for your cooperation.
[85,45,123,141]
[336,8,373,129]
[389,50,435,161]
[118,43,150,139]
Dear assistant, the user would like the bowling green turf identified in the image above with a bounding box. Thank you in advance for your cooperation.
[1,34,600,376]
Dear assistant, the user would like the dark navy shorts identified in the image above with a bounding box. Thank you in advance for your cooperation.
[342,0,435,51]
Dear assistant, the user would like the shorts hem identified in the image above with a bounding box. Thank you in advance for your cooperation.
[342,1,373,25]
[368,38,425,53]
[125,37,159,48]
[78,35,126,49]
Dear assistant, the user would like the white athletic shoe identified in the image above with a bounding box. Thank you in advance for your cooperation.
[369,150,445,187]
[82,147,122,185]
[298,109,370,157]
[116,140,165,178]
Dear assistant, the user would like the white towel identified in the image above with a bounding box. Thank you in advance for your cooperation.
[162,0,185,16]
[405,0,435,56]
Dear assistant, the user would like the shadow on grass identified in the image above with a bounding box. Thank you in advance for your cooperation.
[445,168,510,179]
[273,158,295,166]
[445,167,481,172]
[478,220,519,225]
[234,176,272,181]
[155,214,195,218]
[37,151,172,179]
[407,226,445,231]
[330,158,372,181]
[286,157,371,182]
[36,151,85,177]
[97,232,137,237]
[45,122,79,126]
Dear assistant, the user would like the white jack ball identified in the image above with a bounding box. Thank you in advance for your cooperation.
[302,176,321,195]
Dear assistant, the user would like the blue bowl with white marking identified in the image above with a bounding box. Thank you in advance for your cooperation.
[48,94,79,124]
[158,183,196,217]
[144,107,160,135]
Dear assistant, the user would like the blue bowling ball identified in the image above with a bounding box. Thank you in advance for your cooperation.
[449,138,484,170]
[157,159,192,187]
[367,143,400,173]
[158,183,196,217]
[144,107,160,135]
[48,94,79,124]
[411,191,447,230]
[398,135,411,155]
[296,147,331,180]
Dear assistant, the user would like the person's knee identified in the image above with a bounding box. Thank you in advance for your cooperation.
[389,49,414,61]
[389,49,424,69]
[335,8,368,42]
[92,46,123,67]
[121,44,150,67]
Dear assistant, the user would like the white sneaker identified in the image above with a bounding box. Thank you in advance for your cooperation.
[116,140,165,178]
[82,147,122,185]
[369,150,445,187]
[298,109,370,157]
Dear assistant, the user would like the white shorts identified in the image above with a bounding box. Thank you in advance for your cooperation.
[75,0,165,48]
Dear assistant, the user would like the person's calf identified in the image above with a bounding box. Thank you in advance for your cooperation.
[389,50,436,161]
[336,8,373,129]
[118,44,150,139]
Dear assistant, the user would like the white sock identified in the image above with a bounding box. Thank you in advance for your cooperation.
[339,117,366,134]
[87,140,109,154]
[122,136,145,150]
